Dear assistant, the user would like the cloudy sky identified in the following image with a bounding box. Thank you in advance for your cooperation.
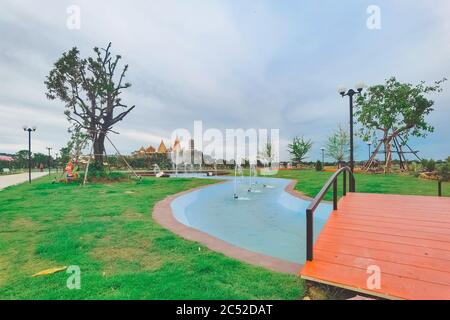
[1,0,449,161]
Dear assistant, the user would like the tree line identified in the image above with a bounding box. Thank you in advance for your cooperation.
[0,151,53,170]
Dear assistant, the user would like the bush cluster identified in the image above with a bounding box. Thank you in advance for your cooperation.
[314,160,323,171]
[79,163,129,182]
[421,159,436,172]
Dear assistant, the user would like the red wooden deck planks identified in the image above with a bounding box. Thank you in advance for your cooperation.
[300,193,450,300]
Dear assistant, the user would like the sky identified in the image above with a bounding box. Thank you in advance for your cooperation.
[0,0,449,161]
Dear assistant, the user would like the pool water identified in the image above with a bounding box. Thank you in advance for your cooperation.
[170,176,332,264]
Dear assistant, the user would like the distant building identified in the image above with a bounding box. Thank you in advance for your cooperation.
[131,146,147,158]
[131,140,170,158]
[146,146,156,154]
[157,140,168,154]
[173,136,182,153]
[132,137,204,165]
[169,137,203,165]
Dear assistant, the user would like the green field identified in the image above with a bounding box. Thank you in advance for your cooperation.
[0,175,303,299]
[0,170,447,299]
[274,169,449,201]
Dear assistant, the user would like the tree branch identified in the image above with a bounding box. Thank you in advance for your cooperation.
[110,105,135,124]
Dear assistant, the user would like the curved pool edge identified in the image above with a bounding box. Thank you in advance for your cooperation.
[152,179,303,275]
[284,179,313,201]
[284,179,333,205]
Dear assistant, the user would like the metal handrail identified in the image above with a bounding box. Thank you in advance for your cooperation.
[305,166,355,261]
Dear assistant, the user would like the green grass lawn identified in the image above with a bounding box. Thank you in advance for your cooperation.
[274,169,449,201]
[0,175,303,299]
[1,170,446,300]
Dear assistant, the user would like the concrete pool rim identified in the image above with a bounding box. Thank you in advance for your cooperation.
[152,179,317,275]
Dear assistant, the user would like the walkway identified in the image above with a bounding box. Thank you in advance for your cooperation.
[0,172,48,190]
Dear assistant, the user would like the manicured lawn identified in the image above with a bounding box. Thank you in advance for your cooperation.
[2,170,444,299]
[0,175,303,299]
[274,169,449,201]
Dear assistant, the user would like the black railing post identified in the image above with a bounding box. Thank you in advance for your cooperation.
[349,174,355,192]
[306,208,313,261]
[333,179,338,210]
[438,180,442,197]
[343,170,347,196]
[350,173,354,192]
[304,167,355,262]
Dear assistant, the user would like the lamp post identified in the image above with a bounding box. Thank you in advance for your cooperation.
[367,141,372,160]
[320,147,325,166]
[46,147,52,175]
[338,82,364,174]
[23,126,37,183]
[55,153,59,174]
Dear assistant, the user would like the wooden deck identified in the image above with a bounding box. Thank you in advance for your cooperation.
[300,193,450,300]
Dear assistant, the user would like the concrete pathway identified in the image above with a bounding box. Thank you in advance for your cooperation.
[0,172,48,190]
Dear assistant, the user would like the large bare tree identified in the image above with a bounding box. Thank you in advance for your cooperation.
[45,43,135,164]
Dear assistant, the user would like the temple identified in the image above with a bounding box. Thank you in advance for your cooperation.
[157,140,168,153]
[132,140,170,157]
[131,137,207,165]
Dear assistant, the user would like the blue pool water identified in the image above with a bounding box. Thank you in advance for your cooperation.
[170,175,332,263]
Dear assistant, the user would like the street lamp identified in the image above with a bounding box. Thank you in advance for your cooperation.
[338,82,364,174]
[320,147,325,166]
[367,141,372,160]
[23,126,37,183]
[46,147,53,175]
[55,152,59,174]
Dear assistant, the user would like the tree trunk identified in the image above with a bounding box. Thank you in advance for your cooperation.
[384,138,392,173]
[93,133,105,164]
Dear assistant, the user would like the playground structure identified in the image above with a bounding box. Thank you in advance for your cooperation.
[63,161,79,182]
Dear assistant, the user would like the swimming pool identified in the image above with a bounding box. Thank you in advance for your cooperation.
[170,176,332,264]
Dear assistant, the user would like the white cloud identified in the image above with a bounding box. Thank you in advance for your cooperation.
[0,0,449,160]
[118,128,170,147]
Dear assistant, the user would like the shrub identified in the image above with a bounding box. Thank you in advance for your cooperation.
[420,159,428,170]
[438,162,450,181]
[426,159,436,172]
[408,162,421,177]
[148,153,173,170]
[409,162,419,173]
[421,159,436,172]
[79,162,129,182]
[126,154,173,170]
[315,160,323,171]
[87,162,107,179]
